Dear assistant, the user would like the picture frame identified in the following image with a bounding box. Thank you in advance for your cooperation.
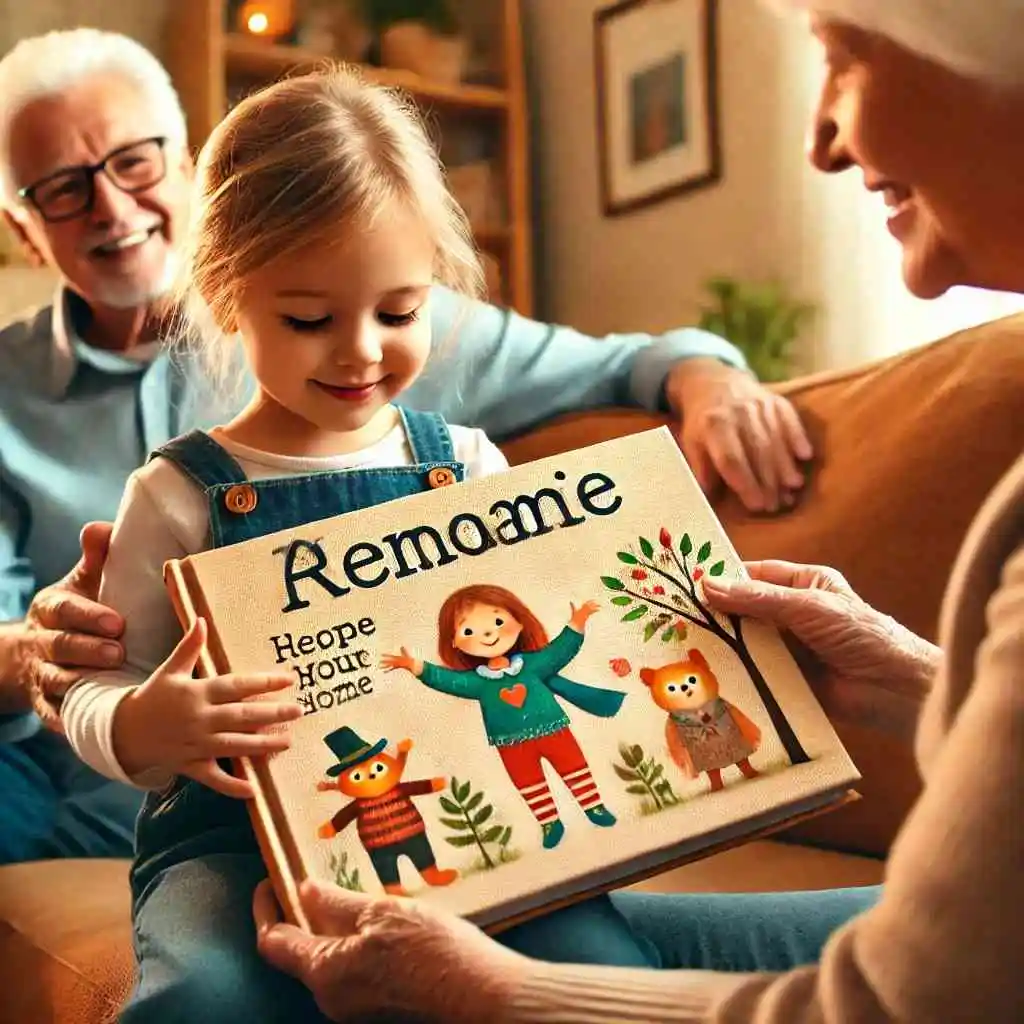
[594,0,721,217]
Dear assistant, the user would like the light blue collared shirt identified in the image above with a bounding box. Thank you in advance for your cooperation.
[0,284,745,741]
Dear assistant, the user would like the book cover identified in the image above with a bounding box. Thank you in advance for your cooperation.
[164,427,860,931]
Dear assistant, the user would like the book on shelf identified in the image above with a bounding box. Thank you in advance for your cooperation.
[164,426,860,931]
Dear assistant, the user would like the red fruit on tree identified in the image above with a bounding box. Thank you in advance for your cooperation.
[659,527,672,548]
[693,568,704,582]
[631,568,648,581]
[653,585,665,595]
[609,657,631,677]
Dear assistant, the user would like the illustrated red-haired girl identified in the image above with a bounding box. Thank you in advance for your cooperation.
[382,584,625,849]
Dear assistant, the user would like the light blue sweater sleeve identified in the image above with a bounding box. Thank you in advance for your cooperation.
[402,287,749,439]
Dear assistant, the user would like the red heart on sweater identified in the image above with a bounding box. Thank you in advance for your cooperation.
[499,683,527,708]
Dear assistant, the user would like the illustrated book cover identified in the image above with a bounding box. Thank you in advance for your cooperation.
[163,427,860,931]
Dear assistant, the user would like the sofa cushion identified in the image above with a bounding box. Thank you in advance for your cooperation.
[0,858,133,1024]
[502,314,1024,857]
[0,844,882,1024]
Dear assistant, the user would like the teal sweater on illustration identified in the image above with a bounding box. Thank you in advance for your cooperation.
[418,626,626,747]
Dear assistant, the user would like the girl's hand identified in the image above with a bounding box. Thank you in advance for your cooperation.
[254,878,525,1024]
[702,560,940,740]
[113,618,301,798]
[568,600,601,632]
[380,648,423,676]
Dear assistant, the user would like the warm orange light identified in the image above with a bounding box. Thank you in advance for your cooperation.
[247,11,269,34]
[236,0,294,39]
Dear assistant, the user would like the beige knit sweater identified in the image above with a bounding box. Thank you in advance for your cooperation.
[507,453,1024,1023]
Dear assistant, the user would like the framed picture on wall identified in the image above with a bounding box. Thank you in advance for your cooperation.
[594,0,721,216]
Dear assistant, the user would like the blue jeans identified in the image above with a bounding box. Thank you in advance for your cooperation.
[123,845,881,1023]
[0,728,140,864]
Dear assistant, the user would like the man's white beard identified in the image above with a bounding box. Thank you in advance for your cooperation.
[93,249,180,310]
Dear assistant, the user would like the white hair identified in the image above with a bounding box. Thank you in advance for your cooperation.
[771,0,1024,86]
[0,28,188,208]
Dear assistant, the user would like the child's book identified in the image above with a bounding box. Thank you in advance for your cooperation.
[163,427,860,931]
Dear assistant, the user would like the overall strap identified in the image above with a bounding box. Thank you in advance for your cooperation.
[148,429,250,491]
[397,406,456,464]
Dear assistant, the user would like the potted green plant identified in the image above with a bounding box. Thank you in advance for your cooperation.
[696,275,816,382]
[361,0,466,84]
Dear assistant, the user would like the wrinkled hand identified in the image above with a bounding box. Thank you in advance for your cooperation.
[113,618,301,797]
[11,522,125,730]
[254,879,525,1024]
[568,600,601,632]
[703,560,940,739]
[666,359,813,513]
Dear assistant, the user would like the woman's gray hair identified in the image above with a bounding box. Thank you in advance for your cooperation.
[771,0,1024,86]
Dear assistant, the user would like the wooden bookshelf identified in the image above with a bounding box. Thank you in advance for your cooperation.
[164,0,533,315]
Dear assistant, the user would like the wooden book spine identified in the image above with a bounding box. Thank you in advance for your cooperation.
[163,557,311,931]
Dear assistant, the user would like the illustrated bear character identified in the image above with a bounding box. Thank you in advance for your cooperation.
[639,649,762,793]
[316,726,458,895]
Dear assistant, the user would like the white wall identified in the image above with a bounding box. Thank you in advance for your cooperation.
[525,0,1024,372]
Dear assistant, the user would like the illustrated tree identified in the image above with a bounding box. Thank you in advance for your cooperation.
[602,528,810,766]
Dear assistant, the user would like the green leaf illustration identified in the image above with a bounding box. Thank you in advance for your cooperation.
[649,763,664,781]
[450,777,460,796]
[480,825,504,843]
[445,834,478,848]
[617,552,638,564]
[680,533,693,556]
[440,816,470,830]
[464,791,484,812]
[639,537,654,558]
[622,605,648,621]
[619,744,640,768]
[439,796,460,815]
[643,620,658,642]
[626,783,649,796]
[613,763,639,782]
[473,805,493,827]
[660,626,676,642]
[611,595,632,606]
[601,575,626,591]
[631,744,644,764]
[456,780,471,803]
[499,826,512,846]
[697,541,712,563]
[709,560,726,577]
[352,869,360,887]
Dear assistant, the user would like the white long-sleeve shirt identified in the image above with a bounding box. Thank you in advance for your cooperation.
[62,423,508,787]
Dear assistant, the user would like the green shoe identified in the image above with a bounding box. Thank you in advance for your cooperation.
[585,804,617,827]
[541,819,565,849]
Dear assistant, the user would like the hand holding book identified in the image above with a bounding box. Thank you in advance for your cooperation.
[113,617,301,797]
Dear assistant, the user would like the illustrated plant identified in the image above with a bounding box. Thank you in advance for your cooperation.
[697,275,815,383]
[602,529,811,766]
[439,777,514,869]
[327,849,364,892]
[613,742,679,813]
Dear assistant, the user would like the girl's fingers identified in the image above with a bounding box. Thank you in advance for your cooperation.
[205,673,294,703]
[206,699,302,732]
[200,731,293,760]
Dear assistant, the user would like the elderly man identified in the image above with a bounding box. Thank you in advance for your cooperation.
[0,27,811,864]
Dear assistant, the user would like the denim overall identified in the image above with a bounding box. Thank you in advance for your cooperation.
[120,407,652,1024]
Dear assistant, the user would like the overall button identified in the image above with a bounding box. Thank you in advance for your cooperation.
[427,467,455,489]
[224,484,258,514]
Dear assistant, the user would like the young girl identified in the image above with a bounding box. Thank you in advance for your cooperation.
[383,584,625,849]
[60,68,652,1023]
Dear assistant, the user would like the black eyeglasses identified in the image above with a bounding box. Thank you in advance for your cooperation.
[17,136,168,223]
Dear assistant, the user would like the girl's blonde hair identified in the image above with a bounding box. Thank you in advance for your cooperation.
[176,64,484,391]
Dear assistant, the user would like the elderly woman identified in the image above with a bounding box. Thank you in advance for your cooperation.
[252,1,1024,1021]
